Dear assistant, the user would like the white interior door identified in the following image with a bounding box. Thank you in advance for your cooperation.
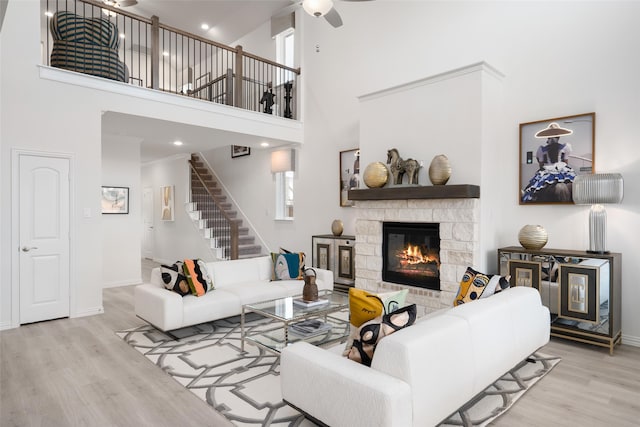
[142,186,154,259]
[19,154,70,324]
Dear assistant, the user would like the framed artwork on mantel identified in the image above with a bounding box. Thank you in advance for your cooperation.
[519,112,595,205]
[340,148,360,207]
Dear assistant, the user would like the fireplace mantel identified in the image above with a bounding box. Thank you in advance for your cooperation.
[348,184,479,201]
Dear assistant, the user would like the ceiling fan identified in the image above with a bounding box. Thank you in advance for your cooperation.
[294,0,374,28]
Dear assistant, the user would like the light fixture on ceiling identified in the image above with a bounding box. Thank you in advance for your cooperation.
[201,23,210,30]
[302,0,334,17]
[173,140,183,146]
[260,142,270,147]
[572,173,624,254]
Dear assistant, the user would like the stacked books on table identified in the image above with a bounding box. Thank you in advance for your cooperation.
[289,319,333,338]
[292,297,329,308]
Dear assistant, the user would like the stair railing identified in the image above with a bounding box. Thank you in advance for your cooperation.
[188,159,239,260]
[42,0,300,119]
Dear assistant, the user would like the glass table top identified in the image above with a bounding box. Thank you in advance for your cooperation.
[244,289,349,322]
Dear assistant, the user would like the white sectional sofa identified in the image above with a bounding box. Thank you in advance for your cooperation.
[280,286,550,427]
[135,256,334,332]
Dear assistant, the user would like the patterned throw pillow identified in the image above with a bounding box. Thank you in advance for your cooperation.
[182,259,214,297]
[348,288,409,328]
[342,288,408,356]
[159,262,190,296]
[454,267,510,306]
[346,304,417,367]
[270,251,305,280]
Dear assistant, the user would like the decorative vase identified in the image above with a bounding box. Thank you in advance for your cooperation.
[331,219,344,236]
[428,154,452,185]
[363,162,389,188]
[302,268,318,302]
[518,225,548,250]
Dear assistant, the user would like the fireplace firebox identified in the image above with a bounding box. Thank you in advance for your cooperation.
[382,222,440,290]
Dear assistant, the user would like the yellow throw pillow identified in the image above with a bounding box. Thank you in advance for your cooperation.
[343,288,409,357]
[348,288,409,327]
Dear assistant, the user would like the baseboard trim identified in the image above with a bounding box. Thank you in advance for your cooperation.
[0,321,15,331]
[622,334,640,348]
[103,278,142,288]
[72,306,104,318]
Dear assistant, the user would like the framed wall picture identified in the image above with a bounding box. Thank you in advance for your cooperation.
[231,145,251,158]
[160,185,174,221]
[101,186,129,214]
[508,260,541,290]
[340,148,360,207]
[519,112,595,205]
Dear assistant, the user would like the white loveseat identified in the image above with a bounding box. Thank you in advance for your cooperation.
[135,256,334,332]
[280,286,550,427]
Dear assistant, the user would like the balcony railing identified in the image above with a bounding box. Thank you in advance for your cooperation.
[42,0,299,119]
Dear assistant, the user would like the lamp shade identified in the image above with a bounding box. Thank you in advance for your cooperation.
[572,173,623,205]
[302,0,334,17]
[271,149,296,173]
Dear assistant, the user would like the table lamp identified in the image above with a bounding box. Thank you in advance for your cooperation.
[572,173,624,254]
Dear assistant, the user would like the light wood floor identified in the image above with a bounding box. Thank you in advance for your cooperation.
[1,262,639,426]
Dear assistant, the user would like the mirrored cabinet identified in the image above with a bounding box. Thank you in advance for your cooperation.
[498,246,622,354]
[312,235,355,293]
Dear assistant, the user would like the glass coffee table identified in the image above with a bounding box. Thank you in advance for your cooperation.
[241,289,350,354]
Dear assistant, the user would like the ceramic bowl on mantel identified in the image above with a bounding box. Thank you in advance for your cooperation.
[518,225,548,250]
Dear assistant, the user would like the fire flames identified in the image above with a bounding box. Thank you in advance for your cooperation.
[398,244,440,268]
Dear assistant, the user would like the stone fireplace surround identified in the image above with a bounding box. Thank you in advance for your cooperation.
[352,186,480,314]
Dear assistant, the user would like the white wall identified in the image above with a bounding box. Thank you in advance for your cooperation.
[101,135,142,287]
[209,1,640,344]
[141,155,216,265]
[0,0,301,329]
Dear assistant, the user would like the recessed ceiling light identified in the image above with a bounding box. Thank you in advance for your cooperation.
[173,140,183,146]
[201,23,210,30]
[260,142,270,147]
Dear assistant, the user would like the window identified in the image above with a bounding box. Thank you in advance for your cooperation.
[275,28,295,85]
[275,171,294,220]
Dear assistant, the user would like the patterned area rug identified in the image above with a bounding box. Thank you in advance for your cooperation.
[117,315,560,427]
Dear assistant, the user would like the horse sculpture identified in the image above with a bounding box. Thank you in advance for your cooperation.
[387,148,421,185]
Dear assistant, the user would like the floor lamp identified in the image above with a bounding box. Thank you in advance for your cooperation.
[572,173,624,254]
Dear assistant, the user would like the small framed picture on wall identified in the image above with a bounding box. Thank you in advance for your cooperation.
[231,145,251,158]
[101,186,129,214]
[161,185,174,221]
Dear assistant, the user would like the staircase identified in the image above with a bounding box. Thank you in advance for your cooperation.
[187,154,263,259]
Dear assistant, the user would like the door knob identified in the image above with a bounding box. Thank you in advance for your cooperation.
[21,246,38,252]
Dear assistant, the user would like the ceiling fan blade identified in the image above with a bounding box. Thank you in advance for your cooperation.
[324,7,343,28]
